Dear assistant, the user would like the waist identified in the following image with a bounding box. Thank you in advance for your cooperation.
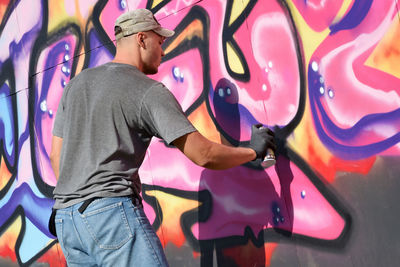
[53,186,141,209]
[55,196,142,214]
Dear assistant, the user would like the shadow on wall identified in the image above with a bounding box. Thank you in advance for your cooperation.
[197,78,294,266]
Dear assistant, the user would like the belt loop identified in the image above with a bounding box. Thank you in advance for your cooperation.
[78,198,98,214]
[131,196,143,208]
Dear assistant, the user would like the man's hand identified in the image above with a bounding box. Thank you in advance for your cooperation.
[247,124,276,160]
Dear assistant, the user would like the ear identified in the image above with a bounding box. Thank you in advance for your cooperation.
[137,32,146,49]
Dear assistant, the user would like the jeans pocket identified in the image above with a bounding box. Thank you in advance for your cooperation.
[81,202,133,250]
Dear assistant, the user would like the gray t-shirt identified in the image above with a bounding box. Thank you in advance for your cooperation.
[52,62,196,209]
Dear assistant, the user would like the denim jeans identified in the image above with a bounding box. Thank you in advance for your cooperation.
[55,196,169,267]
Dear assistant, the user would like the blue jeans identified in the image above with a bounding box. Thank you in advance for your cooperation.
[55,196,169,267]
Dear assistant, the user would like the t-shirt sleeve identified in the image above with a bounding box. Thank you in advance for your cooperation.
[140,83,197,145]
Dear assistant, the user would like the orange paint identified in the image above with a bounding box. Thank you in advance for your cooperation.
[0,156,12,191]
[307,137,376,183]
[366,15,400,79]
[147,190,201,248]
[164,19,203,55]
[0,0,9,19]
[37,244,66,267]
[297,107,376,182]
[0,215,21,262]
[188,102,221,143]
[222,240,278,267]
[264,243,278,266]
[193,250,201,259]
[0,245,16,262]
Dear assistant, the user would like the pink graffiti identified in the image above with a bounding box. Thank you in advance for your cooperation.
[137,0,346,243]
[140,139,345,241]
[292,0,345,31]
[311,0,400,155]
[2,0,398,265]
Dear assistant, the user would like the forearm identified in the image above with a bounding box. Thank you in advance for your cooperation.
[173,131,257,170]
[50,157,60,180]
[202,142,256,170]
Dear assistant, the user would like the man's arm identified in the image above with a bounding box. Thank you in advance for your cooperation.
[50,136,63,180]
[172,131,256,170]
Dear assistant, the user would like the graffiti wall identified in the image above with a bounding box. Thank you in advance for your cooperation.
[0,0,399,266]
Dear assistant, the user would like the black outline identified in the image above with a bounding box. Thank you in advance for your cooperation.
[28,1,84,198]
[141,0,350,259]
[142,146,352,254]
[221,0,255,81]
[146,0,172,14]
[162,5,210,117]
[0,59,18,199]
[0,0,353,265]
[0,205,58,266]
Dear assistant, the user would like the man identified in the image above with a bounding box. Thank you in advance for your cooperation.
[50,8,275,267]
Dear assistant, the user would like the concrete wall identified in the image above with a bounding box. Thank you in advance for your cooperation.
[0,0,399,266]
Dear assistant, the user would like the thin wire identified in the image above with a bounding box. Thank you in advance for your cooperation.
[30,97,64,266]
[0,87,29,100]
[30,41,116,79]
[241,0,270,126]
[25,2,210,260]
[14,2,67,264]
[158,0,203,21]
[395,0,400,23]
[30,0,206,79]
[261,99,269,128]
[136,0,209,250]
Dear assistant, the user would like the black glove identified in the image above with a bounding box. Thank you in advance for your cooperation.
[248,124,276,160]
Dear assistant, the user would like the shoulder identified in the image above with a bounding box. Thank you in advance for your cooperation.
[68,65,97,84]
[144,82,175,101]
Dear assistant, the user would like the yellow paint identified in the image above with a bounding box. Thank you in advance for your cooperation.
[285,0,335,165]
[331,0,354,24]
[365,16,400,79]
[285,0,330,64]
[284,0,333,167]
[48,0,94,34]
[285,1,382,181]
[226,41,245,74]
[229,0,250,26]
[146,190,201,247]
[0,157,12,191]
[151,0,164,9]
[48,0,78,33]
[289,99,311,157]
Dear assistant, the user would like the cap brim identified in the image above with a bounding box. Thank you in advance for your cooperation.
[153,27,175,37]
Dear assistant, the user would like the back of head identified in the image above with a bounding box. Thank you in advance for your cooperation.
[114,9,174,40]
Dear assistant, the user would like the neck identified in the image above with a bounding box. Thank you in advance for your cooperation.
[112,56,143,71]
[112,42,144,73]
